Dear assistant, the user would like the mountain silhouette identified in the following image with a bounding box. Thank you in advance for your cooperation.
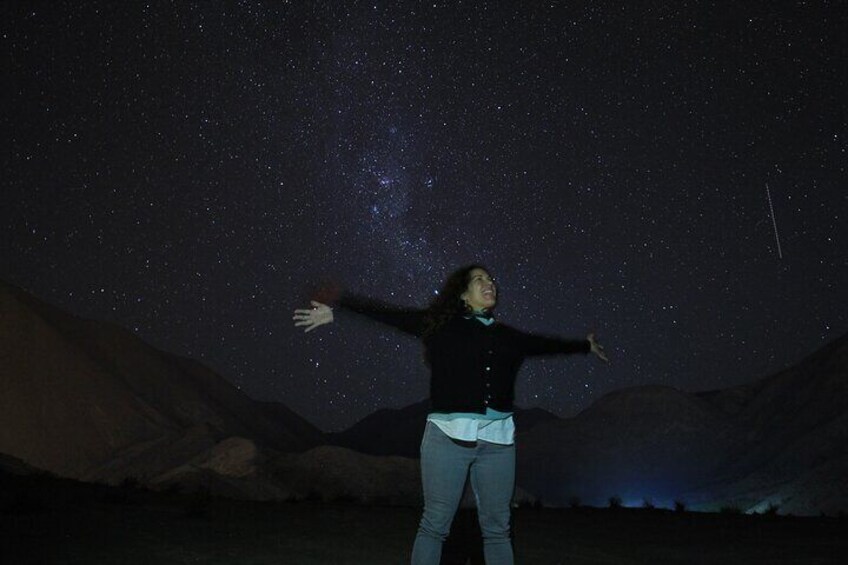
[2,279,845,514]
[0,279,321,484]
[517,333,848,515]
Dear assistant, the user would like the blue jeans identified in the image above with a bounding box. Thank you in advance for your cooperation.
[411,422,515,565]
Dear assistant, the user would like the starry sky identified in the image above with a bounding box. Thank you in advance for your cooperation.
[3,1,846,431]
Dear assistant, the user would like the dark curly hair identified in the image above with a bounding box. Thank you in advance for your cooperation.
[422,264,493,338]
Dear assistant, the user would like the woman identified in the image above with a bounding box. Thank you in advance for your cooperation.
[293,265,607,564]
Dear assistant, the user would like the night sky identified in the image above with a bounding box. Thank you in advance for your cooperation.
[3,2,846,431]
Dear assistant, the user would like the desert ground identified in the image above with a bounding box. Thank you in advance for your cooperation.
[2,472,846,564]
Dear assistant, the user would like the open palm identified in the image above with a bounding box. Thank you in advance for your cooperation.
[292,301,334,333]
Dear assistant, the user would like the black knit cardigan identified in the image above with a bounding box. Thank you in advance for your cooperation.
[338,293,590,414]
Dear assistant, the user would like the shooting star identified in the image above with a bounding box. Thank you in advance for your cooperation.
[765,183,783,259]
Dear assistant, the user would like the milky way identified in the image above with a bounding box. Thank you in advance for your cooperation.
[2,2,846,430]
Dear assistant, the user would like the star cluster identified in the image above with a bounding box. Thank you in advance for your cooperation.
[2,2,846,430]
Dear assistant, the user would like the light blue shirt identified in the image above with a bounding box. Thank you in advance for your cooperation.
[427,408,515,445]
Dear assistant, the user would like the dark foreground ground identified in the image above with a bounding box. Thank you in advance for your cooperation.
[2,472,846,564]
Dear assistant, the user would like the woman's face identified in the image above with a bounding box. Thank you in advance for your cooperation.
[461,268,497,311]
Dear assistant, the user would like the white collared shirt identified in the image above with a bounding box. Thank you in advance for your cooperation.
[427,408,515,445]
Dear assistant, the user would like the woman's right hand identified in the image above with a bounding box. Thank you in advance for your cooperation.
[293,301,334,333]
[587,333,609,363]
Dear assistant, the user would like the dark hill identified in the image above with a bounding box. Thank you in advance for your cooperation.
[517,333,848,515]
[0,279,322,483]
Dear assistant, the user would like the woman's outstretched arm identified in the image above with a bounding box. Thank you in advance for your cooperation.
[335,292,426,337]
[511,327,609,362]
[292,293,425,337]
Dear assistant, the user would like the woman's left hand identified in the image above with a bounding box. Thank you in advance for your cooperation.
[587,333,609,363]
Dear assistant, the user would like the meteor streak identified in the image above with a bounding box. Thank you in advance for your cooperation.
[765,183,783,259]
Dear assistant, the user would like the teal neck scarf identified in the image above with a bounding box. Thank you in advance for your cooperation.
[464,308,495,326]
